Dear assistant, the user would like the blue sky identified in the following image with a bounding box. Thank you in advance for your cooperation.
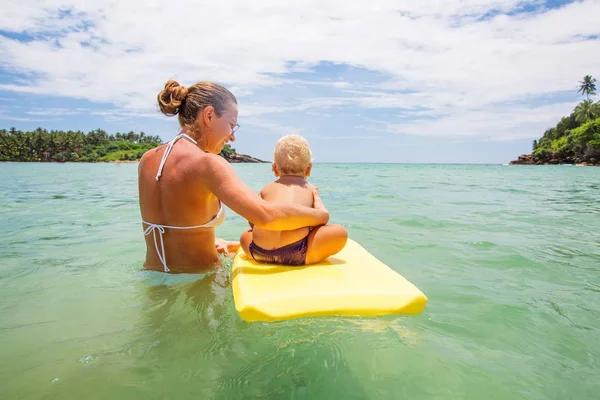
[1,0,599,163]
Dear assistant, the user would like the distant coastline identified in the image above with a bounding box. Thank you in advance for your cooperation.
[510,75,599,167]
[509,154,599,166]
[225,153,269,163]
[0,128,268,164]
[99,151,269,164]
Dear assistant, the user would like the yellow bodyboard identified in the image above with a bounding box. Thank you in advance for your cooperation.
[231,239,428,322]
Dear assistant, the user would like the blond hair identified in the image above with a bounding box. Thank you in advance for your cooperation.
[273,134,312,176]
[157,79,237,133]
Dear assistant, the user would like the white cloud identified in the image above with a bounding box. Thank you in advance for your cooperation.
[0,0,599,141]
[0,110,49,122]
[388,101,580,140]
[239,97,353,117]
[241,117,303,136]
[305,134,384,140]
[26,107,84,116]
[19,106,165,122]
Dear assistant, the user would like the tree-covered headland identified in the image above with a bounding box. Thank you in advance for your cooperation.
[511,75,600,166]
[0,128,264,163]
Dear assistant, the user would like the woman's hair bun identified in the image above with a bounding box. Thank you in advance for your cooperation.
[157,79,189,116]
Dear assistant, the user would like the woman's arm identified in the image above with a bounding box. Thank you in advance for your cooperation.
[203,155,329,230]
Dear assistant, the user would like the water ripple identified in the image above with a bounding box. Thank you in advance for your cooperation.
[1,163,600,399]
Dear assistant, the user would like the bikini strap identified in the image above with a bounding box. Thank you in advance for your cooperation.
[142,215,225,273]
[143,223,169,272]
[155,133,198,181]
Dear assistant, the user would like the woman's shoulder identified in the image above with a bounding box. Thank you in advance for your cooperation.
[139,141,170,161]
[138,144,162,172]
[139,142,220,179]
[188,151,239,188]
[200,151,233,172]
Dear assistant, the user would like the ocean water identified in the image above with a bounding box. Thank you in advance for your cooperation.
[1,162,599,399]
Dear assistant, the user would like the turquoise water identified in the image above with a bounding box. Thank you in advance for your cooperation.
[1,162,599,399]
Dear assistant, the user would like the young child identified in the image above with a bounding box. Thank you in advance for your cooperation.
[239,134,348,266]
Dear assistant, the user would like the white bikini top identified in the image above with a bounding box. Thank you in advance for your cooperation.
[142,133,226,272]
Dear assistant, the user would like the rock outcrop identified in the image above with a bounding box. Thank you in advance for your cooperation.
[509,153,599,166]
[225,152,269,163]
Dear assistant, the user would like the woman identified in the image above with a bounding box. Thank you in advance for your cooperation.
[138,80,329,273]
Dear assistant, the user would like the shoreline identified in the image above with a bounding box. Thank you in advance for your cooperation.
[2,160,599,166]
[0,153,270,164]
[509,153,600,167]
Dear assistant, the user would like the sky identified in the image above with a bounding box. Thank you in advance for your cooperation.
[1,0,599,163]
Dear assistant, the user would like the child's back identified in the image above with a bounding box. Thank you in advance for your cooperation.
[252,176,314,250]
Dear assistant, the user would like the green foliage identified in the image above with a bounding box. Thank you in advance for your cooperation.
[574,99,600,124]
[534,114,600,161]
[571,118,600,152]
[0,128,163,162]
[531,75,600,163]
[555,114,578,137]
[550,136,571,156]
[219,143,236,159]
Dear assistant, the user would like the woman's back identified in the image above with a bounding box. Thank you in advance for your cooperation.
[138,136,223,272]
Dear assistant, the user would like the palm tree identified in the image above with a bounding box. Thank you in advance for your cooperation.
[578,75,597,100]
[573,99,599,124]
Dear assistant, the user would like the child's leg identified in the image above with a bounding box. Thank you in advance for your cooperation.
[239,229,253,256]
[304,224,348,265]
